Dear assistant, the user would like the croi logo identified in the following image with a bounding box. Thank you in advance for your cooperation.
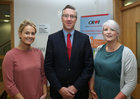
[88,20,100,24]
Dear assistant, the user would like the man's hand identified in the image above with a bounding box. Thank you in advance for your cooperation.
[59,87,75,99]
[68,85,78,95]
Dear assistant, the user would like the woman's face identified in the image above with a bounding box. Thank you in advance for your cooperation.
[102,26,119,42]
[19,25,36,46]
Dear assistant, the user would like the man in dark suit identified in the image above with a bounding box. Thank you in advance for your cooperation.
[44,5,94,99]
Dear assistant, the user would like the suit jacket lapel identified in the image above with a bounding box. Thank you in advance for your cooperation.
[59,30,69,62]
[70,31,79,63]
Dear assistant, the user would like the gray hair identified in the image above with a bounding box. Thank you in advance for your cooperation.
[102,20,120,35]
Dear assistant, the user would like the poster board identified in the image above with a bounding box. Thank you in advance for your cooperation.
[80,14,111,53]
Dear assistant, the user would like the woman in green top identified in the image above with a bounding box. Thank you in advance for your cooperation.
[89,20,137,99]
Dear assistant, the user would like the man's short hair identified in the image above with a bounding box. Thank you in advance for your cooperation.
[62,5,77,17]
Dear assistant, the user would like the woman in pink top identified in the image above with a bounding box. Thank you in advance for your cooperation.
[2,20,47,99]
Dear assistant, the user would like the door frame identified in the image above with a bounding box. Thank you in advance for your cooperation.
[0,0,14,59]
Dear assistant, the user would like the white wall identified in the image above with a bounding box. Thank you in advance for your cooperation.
[14,0,113,55]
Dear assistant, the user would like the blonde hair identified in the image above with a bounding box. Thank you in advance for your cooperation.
[18,20,37,34]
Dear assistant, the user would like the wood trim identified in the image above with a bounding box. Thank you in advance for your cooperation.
[0,56,4,59]
[132,84,140,99]
[121,1,140,11]
[10,0,14,48]
[0,0,14,48]
[0,0,13,4]
[113,0,123,44]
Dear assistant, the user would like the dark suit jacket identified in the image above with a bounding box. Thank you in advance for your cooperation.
[44,30,94,98]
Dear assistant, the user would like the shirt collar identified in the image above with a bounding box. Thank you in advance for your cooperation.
[63,29,75,37]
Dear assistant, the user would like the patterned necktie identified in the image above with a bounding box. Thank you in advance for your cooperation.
[67,33,72,60]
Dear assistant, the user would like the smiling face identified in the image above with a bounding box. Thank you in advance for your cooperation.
[102,26,119,42]
[19,25,36,46]
[61,8,77,32]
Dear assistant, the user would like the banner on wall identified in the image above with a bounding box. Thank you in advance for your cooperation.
[80,14,111,52]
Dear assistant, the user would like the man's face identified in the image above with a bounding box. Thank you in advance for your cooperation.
[61,8,77,32]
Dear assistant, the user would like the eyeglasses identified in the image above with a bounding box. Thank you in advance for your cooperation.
[62,14,77,19]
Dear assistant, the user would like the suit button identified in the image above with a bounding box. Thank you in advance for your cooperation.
[68,68,71,71]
